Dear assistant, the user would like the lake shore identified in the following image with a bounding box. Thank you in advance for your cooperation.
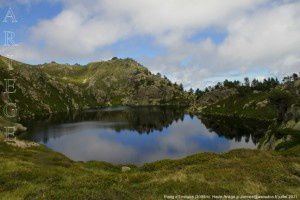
[0,136,299,199]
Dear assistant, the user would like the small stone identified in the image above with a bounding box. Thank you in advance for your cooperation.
[121,166,131,172]
[15,124,27,132]
[256,99,269,109]
[294,121,300,131]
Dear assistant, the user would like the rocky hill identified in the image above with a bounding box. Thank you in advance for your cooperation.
[0,56,190,122]
[195,77,300,153]
[188,88,237,113]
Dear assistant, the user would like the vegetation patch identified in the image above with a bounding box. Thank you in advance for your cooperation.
[0,139,299,199]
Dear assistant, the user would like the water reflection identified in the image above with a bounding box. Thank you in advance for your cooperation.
[199,115,270,144]
[21,106,269,165]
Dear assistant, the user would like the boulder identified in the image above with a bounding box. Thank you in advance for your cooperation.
[294,80,300,88]
[121,166,131,172]
[285,105,300,122]
[256,99,269,109]
[293,121,300,131]
[243,100,255,109]
[243,103,250,109]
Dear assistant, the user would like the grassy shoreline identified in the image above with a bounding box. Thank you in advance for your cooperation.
[0,137,299,199]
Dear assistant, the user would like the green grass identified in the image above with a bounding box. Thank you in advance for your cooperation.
[202,92,278,121]
[274,129,300,154]
[0,140,299,199]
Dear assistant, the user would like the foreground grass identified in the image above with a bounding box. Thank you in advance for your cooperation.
[0,140,299,200]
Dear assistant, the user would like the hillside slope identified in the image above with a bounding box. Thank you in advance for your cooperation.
[0,56,189,121]
[196,78,300,153]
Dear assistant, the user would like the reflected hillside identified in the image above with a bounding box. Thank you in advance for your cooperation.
[21,106,186,140]
[199,115,271,144]
[92,106,186,133]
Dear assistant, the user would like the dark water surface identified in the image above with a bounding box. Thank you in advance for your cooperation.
[21,106,270,165]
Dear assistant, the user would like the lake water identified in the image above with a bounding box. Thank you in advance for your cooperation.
[21,106,270,165]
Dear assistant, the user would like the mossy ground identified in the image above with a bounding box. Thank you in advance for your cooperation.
[202,92,277,121]
[0,138,299,200]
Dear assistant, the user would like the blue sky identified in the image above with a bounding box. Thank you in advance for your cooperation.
[0,1,61,42]
[0,0,299,89]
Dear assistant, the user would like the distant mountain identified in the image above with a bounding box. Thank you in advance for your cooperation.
[0,56,190,120]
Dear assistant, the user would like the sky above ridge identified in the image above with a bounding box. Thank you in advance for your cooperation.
[0,0,299,89]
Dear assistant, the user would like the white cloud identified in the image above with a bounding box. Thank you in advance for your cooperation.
[3,0,300,89]
[142,1,300,88]
[26,0,268,57]
[218,2,300,68]
[30,10,131,57]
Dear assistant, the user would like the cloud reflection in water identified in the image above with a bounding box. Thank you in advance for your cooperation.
[24,107,267,165]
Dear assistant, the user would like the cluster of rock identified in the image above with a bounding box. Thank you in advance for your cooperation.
[259,80,300,151]
[197,88,237,106]
[243,99,269,110]
[188,88,237,113]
